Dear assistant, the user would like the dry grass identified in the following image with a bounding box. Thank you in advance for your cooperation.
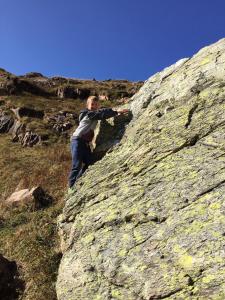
[0,201,63,300]
[0,89,132,299]
[0,134,71,300]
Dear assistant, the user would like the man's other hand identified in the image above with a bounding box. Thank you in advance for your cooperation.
[116,109,130,115]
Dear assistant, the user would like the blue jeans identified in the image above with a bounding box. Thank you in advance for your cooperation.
[68,138,93,188]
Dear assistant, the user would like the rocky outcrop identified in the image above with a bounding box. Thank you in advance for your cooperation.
[19,130,41,147]
[56,38,225,300]
[0,77,50,96]
[45,110,78,133]
[0,106,43,146]
[57,86,91,99]
[11,106,44,119]
[23,72,45,78]
[7,118,41,147]
[10,119,25,140]
[0,68,143,101]
[0,110,14,133]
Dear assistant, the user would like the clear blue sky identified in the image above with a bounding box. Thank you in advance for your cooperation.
[1,0,225,81]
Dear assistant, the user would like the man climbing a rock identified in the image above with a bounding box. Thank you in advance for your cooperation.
[68,95,129,192]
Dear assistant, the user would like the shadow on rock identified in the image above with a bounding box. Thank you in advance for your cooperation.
[92,110,133,162]
[0,254,25,300]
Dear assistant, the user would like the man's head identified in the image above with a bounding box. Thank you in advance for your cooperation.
[86,95,100,111]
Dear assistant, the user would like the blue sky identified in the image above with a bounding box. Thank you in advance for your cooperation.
[1,0,225,81]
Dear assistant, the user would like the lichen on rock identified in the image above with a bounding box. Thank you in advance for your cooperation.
[56,38,225,300]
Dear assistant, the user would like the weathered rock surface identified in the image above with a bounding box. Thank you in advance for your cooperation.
[0,107,43,146]
[57,38,225,299]
[92,111,132,160]
[0,111,14,133]
[5,186,53,209]
[0,76,50,96]
[45,110,78,133]
[20,130,41,147]
[11,106,44,119]
[57,86,91,99]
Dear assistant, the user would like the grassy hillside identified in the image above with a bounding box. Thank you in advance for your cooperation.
[0,73,139,299]
[0,95,76,299]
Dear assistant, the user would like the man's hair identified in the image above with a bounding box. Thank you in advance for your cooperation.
[87,95,99,105]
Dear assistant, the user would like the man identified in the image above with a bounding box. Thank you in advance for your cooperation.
[68,95,129,191]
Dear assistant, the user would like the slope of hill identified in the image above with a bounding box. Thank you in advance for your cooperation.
[0,71,142,300]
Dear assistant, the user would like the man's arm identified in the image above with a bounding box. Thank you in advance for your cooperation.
[87,108,130,120]
[86,108,117,120]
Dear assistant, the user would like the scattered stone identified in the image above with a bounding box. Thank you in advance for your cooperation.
[20,130,41,147]
[5,186,53,209]
[45,111,77,133]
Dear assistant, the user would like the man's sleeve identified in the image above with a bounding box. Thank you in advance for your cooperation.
[86,108,118,120]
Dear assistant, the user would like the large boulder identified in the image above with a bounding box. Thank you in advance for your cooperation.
[57,38,225,299]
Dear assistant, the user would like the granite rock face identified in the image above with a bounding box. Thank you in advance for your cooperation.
[56,38,225,300]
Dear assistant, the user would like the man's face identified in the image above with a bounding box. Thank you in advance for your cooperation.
[87,100,99,111]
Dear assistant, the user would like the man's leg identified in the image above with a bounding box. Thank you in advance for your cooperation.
[76,143,93,180]
[68,139,83,188]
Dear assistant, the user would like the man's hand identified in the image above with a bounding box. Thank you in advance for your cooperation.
[116,109,130,115]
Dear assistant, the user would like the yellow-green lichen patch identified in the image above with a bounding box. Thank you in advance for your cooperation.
[81,233,95,245]
[200,56,212,65]
[111,289,122,299]
[178,254,194,269]
[209,202,221,211]
[118,249,127,257]
[202,274,215,284]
